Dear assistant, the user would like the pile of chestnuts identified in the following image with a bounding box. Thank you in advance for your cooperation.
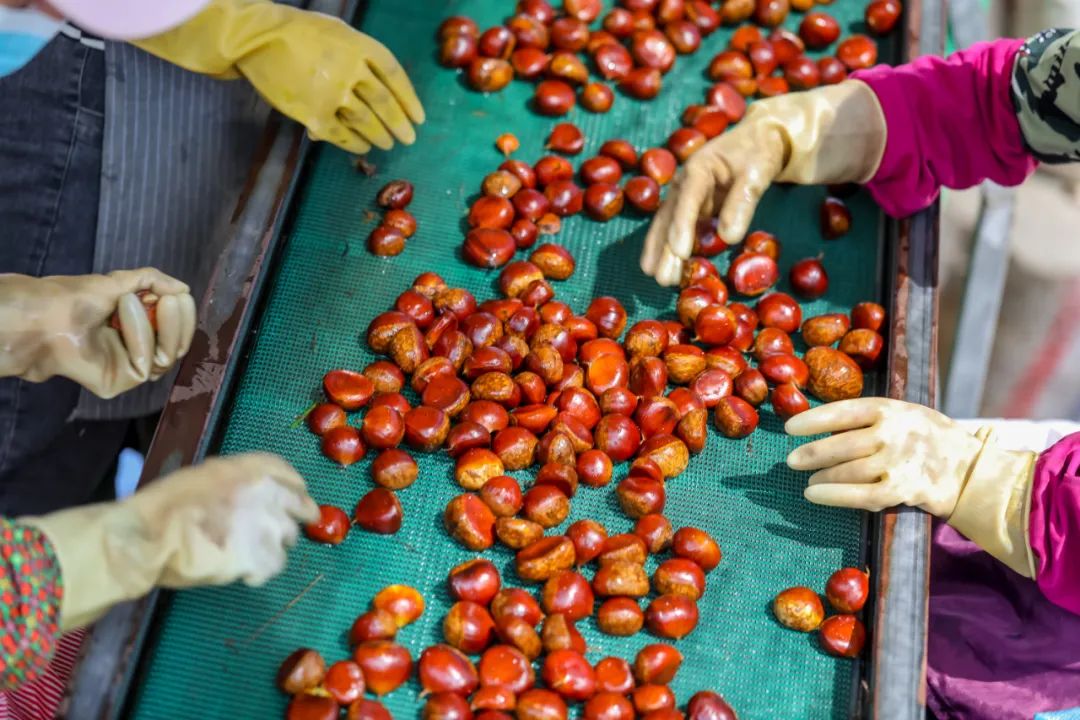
[369,180,418,257]
[772,567,870,658]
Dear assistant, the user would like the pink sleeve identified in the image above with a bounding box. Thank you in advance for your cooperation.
[852,39,1038,217]
[1030,433,1080,615]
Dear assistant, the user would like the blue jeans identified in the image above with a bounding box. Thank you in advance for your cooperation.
[0,35,127,514]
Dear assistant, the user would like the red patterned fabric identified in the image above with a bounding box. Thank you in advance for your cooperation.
[0,631,84,720]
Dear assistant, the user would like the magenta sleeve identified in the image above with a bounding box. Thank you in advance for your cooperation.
[1030,433,1080,615]
[852,39,1038,217]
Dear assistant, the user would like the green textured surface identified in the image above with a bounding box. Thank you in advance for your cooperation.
[128,2,898,718]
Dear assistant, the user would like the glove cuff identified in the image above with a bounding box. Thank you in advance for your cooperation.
[20,502,159,632]
[770,80,888,186]
[947,427,1037,577]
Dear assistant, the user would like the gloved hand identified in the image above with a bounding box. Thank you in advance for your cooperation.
[133,0,425,155]
[640,80,888,286]
[785,398,1038,576]
[20,452,319,631]
[0,268,197,398]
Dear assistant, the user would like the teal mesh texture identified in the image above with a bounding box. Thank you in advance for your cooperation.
[127,1,898,718]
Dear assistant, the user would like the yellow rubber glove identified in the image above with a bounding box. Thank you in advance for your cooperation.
[785,398,1037,577]
[133,0,424,155]
[0,269,197,398]
[640,80,888,286]
[21,453,319,631]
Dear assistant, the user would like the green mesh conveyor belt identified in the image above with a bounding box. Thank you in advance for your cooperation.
[127,2,898,718]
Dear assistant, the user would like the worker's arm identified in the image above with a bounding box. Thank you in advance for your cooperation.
[785,399,1080,616]
[131,0,424,156]
[641,29,1080,285]
[0,269,196,398]
[0,453,318,689]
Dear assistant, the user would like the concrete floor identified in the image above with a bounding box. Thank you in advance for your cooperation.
[939,167,1080,419]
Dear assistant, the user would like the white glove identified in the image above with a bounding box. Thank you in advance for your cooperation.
[786,398,1037,576]
[21,452,319,631]
[0,268,197,397]
[640,81,887,286]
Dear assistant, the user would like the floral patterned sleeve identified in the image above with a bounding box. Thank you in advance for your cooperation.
[0,518,62,690]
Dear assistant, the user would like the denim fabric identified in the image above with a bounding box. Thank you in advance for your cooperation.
[0,34,125,514]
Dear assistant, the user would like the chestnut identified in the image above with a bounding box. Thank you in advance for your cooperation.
[354,488,403,535]
[593,560,650,597]
[570,451,610,491]
[497,615,543,660]
[638,434,691,478]
[653,557,706,599]
[547,122,585,155]
[584,693,635,720]
[547,51,589,85]
[468,57,513,92]
[664,344,706,384]
[581,82,615,113]
[801,313,849,347]
[634,395,677,437]
[758,76,789,98]
[756,292,802,333]
[733,368,768,406]
[522,485,571,528]
[705,346,749,377]
[753,327,794,361]
[518,689,569,720]
[837,34,878,70]
[619,67,662,99]
[597,597,645,636]
[820,615,867,658]
[784,55,821,90]
[694,304,737,346]
[799,11,840,49]
[645,594,699,639]
[491,588,544,626]
[705,82,746,123]
[773,586,824,631]
[438,16,479,40]
[686,692,738,720]
[617,474,667,518]
[304,507,349,546]
[423,693,472,720]
[594,43,634,81]
[758,353,809,388]
[322,425,366,466]
[851,301,887,332]
[599,139,639,169]
[349,609,398,644]
[839,328,884,368]
[530,243,576,280]
[566,0,602,22]
[518,0,556,24]
[636,148,676,187]
[376,180,413,210]
[805,346,864,401]
[535,79,576,115]
[463,400,510,434]
[364,361,406,394]
[566,519,609,565]
[634,513,674,553]
[277,648,326,694]
[594,657,635,695]
[625,176,662,212]
[445,494,497,550]
[468,197,515,231]
[368,225,406,256]
[516,535,577,582]
[404,405,451,451]
[537,430,577,466]
[443,600,497,654]
[551,17,590,51]
[826,567,870,613]
[630,29,676,72]
[666,19,702,54]
[672,526,722,571]
[632,685,676,714]
[287,696,338,720]
[727,252,779,296]
[307,402,345,436]
[351,641,412,697]
[818,55,848,85]
[689,108,729,140]
[501,160,538,191]
[478,26,516,60]
[496,517,545,549]
[687,0,721,32]
[492,426,539,470]
[580,156,623,187]
[584,183,625,221]
[496,132,520,157]
[419,644,479,696]
[667,127,706,163]
[542,570,595,621]
[771,383,809,420]
[478,644,534,693]
[866,0,902,35]
[594,413,643,462]
[372,584,425,627]
[633,644,683,685]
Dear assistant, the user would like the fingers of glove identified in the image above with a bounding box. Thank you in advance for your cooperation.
[716,162,773,245]
[338,93,395,151]
[115,293,154,381]
[640,191,678,276]
[655,246,686,287]
[806,454,887,487]
[241,531,288,587]
[354,67,417,145]
[784,398,885,436]
[152,294,184,371]
[106,267,189,297]
[668,164,724,260]
[363,37,425,125]
[786,427,883,471]
[804,479,901,512]
[176,293,197,358]
[307,124,372,155]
